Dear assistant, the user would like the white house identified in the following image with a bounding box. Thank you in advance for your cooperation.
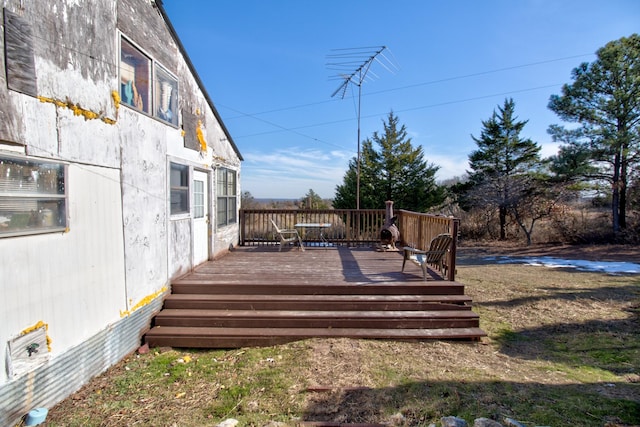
[0,0,242,424]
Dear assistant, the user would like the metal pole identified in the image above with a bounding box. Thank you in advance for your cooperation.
[327,46,395,211]
[356,73,362,210]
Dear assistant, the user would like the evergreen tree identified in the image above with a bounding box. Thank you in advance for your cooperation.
[468,98,541,240]
[548,34,640,233]
[334,112,443,211]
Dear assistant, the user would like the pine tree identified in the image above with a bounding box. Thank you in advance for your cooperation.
[334,111,443,211]
[468,98,541,240]
[548,34,640,233]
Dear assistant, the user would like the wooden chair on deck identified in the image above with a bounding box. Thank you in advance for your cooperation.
[270,219,304,251]
[402,233,453,280]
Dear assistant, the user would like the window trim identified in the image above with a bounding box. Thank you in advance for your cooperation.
[169,162,189,217]
[0,153,68,238]
[216,167,237,228]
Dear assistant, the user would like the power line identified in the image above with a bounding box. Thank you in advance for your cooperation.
[230,82,564,141]
[218,104,347,151]
[221,53,592,120]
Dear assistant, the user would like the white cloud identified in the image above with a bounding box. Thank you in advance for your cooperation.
[242,147,350,198]
[539,141,561,158]
[432,155,469,181]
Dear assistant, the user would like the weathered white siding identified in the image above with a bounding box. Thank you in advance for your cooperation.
[0,165,126,383]
[0,0,242,423]
[119,108,170,304]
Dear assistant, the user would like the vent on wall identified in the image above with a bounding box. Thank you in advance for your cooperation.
[7,325,50,378]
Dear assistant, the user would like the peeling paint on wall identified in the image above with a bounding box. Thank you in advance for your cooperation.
[196,119,207,151]
[111,90,120,116]
[0,0,241,410]
[212,155,227,163]
[37,95,117,124]
[120,286,167,317]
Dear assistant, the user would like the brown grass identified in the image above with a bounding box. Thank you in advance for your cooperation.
[43,244,640,426]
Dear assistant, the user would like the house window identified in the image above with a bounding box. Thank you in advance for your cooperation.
[0,155,67,237]
[154,64,178,126]
[216,168,237,227]
[120,37,151,114]
[170,163,189,215]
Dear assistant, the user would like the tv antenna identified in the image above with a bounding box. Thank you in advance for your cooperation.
[327,46,397,209]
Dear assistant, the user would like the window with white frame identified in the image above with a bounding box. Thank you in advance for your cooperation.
[170,163,189,215]
[0,155,67,237]
[216,168,237,227]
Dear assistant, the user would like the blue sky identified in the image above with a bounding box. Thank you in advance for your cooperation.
[162,1,640,199]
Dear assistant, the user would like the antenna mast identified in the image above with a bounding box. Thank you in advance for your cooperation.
[327,46,396,210]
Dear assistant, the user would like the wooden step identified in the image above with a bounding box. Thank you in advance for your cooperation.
[144,247,487,348]
[170,281,466,296]
[163,293,473,311]
[145,326,487,348]
[153,309,480,329]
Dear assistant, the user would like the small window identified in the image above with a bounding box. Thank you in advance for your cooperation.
[0,156,67,237]
[154,65,178,126]
[170,163,189,215]
[120,37,151,114]
[193,179,204,218]
[216,168,237,227]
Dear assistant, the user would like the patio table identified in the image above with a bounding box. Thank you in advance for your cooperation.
[294,223,332,247]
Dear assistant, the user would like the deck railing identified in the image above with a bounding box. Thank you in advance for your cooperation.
[239,208,460,280]
[240,209,387,247]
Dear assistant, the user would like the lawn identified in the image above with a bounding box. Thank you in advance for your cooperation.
[45,245,640,426]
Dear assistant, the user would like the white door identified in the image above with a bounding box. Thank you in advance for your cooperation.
[192,170,209,265]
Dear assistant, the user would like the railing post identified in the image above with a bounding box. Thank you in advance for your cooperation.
[239,209,245,246]
[447,218,459,281]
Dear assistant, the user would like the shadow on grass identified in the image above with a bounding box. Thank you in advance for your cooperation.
[472,275,640,377]
[493,314,640,376]
[301,379,640,426]
[480,282,640,308]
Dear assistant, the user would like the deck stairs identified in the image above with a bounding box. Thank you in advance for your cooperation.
[144,248,486,348]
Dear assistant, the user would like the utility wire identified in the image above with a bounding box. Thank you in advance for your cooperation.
[222,53,592,120]
[231,82,564,140]
[218,104,347,150]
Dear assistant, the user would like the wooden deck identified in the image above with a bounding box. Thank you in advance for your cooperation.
[144,245,486,348]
